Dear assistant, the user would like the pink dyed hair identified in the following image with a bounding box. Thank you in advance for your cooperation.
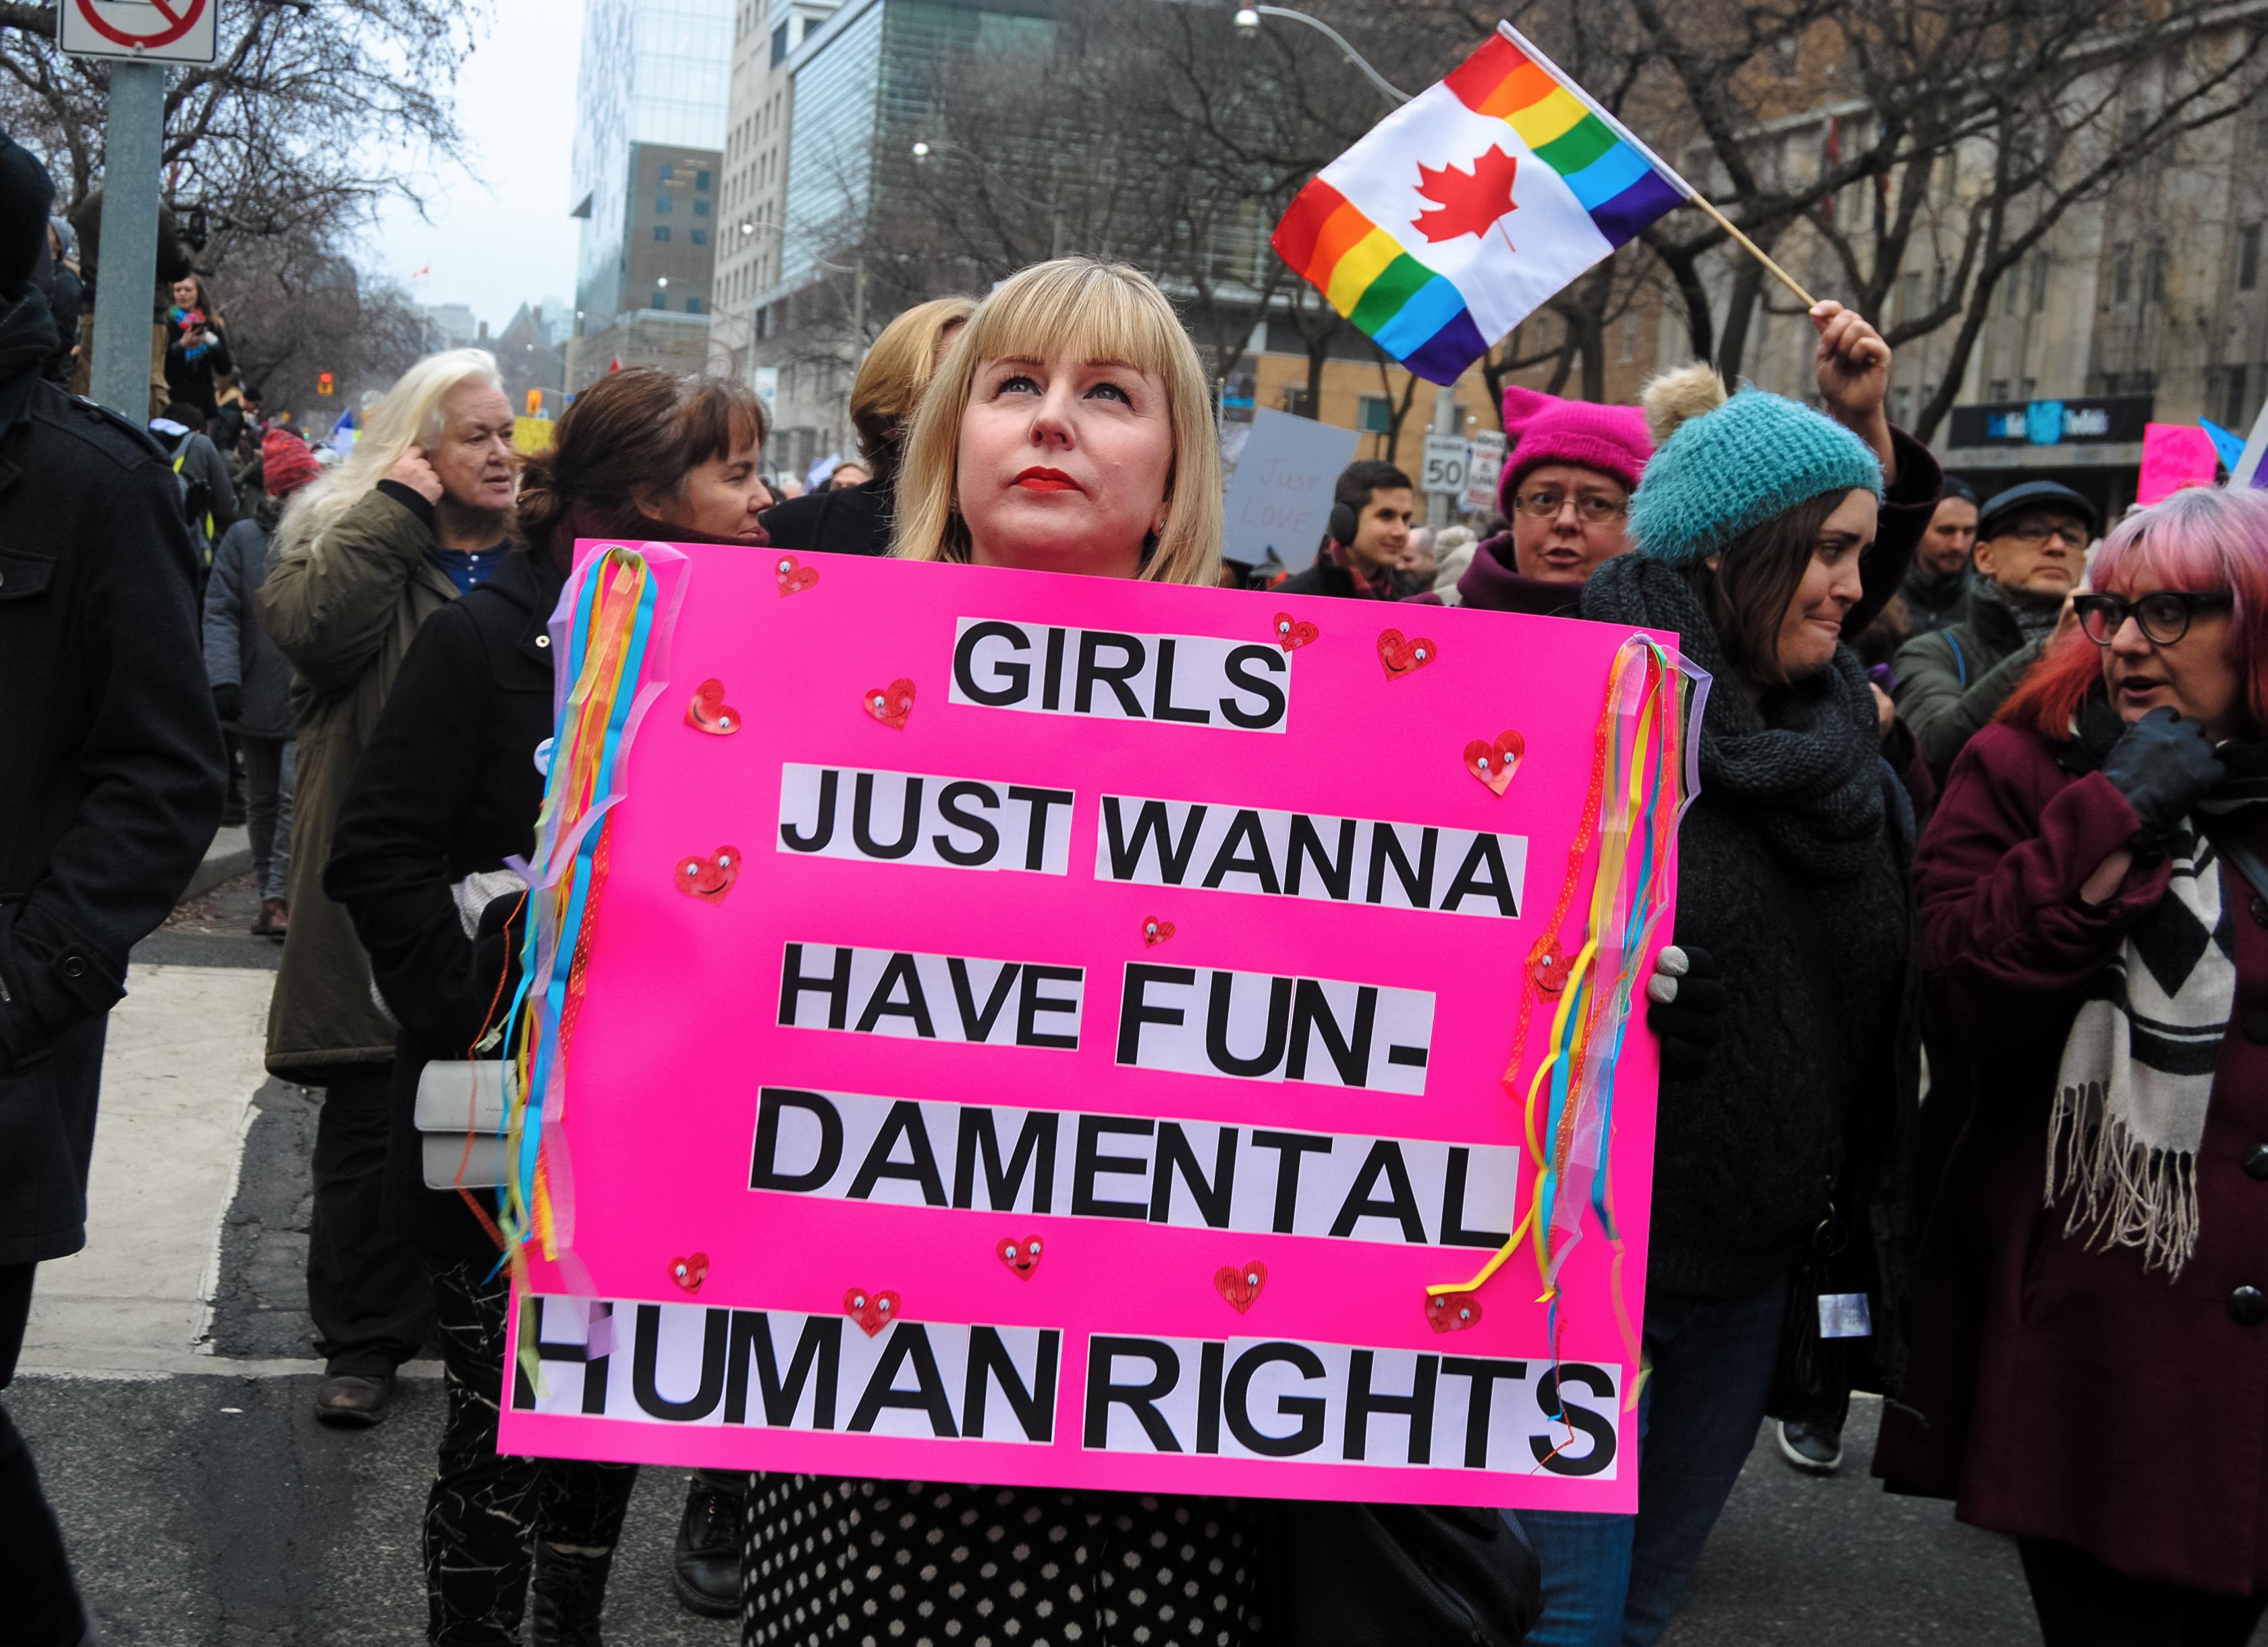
[2001,485,2268,739]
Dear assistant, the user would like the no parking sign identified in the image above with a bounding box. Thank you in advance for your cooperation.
[60,0,218,63]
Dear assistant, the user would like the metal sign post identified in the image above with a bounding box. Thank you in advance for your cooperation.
[87,61,163,418]
[63,0,219,418]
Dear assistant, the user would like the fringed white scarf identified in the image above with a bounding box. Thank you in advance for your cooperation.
[2047,817,2229,1278]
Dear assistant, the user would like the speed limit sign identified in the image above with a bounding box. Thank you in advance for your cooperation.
[1421,433,1469,495]
[61,0,218,63]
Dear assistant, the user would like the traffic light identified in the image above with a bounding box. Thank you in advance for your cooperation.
[316,372,334,397]
[526,388,543,416]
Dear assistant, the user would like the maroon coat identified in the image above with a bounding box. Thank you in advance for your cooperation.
[1875,721,2268,1594]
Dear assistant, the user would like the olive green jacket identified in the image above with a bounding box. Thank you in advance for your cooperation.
[1890,590,2043,779]
[255,484,460,1081]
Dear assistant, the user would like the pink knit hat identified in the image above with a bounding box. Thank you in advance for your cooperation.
[1497,385,1653,514]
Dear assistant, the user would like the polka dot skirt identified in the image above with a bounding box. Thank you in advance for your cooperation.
[741,1474,1265,1646]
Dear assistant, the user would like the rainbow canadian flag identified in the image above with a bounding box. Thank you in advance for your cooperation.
[1273,24,1695,384]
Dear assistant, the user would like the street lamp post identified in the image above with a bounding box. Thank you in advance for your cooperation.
[1233,8,1462,520]
[1231,7,1410,105]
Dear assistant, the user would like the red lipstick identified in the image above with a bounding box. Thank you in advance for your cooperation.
[1013,467,1080,493]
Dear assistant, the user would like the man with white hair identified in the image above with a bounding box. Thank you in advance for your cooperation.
[257,350,516,1427]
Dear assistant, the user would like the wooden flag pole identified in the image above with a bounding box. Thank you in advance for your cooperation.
[1685,190,1817,310]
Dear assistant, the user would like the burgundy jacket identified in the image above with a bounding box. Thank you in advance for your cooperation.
[1875,721,2268,1594]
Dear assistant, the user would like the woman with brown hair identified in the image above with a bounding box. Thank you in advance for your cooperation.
[738,259,1252,1647]
[325,367,769,1644]
[164,271,233,424]
[761,293,976,558]
[1512,324,1938,1646]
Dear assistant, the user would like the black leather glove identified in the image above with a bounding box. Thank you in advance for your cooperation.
[211,682,244,725]
[1647,945,1723,1079]
[2099,707,2224,838]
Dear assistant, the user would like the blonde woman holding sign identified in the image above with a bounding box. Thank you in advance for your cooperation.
[738,258,1260,1646]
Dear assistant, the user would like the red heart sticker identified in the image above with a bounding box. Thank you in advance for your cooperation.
[1463,729,1525,796]
[1271,612,1320,652]
[675,846,740,905]
[1427,1292,1483,1333]
[1142,917,1176,946]
[669,1252,709,1293]
[1530,936,1568,996]
[997,1235,1044,1280]
[1214,1260,1268,1314]
[774,554,819,597]
[686,678,740,736]
[864,678,916,730]
[1377,628,1439,679]
[844,1287,901,1336]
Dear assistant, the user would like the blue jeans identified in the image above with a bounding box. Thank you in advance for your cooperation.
[1514,1274,1788,1647]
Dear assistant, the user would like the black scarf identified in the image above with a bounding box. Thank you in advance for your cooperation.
[1970,574,2064,646]
[1584,555,1887,879]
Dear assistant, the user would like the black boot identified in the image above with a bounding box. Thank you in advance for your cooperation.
[671,1476,742,1618]
[530,1540,615,1647]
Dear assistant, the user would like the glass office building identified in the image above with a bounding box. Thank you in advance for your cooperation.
[571,0,735,324]
[778,0,1047,290]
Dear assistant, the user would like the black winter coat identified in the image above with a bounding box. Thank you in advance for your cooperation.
[0,297,227,1265]
[759,476,893,558]
[325,546,560,1266]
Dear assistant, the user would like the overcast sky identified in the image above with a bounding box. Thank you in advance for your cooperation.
[361,0,587,333]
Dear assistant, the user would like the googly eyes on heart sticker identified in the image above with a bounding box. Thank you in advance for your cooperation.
[774,554,819,597]
[1377,628,1439,678]
[1214,1260,1267,1314]
[996,1235,1043,1280]
[1272,612,1320,652]
[1464,729,1525,796]
[675,846,739,904]
[669,1251,709,1292]
[844,1287,900,1336]
[864,678,916,730]
[686,677,740,735]
[1427,1291,1483,1333]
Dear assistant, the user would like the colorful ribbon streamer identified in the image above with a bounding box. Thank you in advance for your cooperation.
[1427,634,1703,1409]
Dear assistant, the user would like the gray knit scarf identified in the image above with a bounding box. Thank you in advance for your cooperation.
[1582,556,1886,879]
[2049,703,2268,1276]
[1970,574,2065,646]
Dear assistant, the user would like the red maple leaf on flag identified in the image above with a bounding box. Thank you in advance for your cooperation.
[1412,146,1520,245]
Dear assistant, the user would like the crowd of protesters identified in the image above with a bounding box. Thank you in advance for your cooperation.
[7,99,2267,1646]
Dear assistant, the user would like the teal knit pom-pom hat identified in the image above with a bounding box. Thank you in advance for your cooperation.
[1626,364,1883,566]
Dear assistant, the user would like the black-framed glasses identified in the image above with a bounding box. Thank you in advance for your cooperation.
[1514,488,1628,524]
[2074,590,2233,646]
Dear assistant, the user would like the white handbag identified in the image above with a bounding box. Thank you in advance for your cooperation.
[412,1059,520,1190]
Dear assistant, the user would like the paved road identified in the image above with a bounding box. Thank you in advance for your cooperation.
[11,878,2074,1644]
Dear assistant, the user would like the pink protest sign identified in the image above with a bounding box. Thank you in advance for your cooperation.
[2138,423,2220,504]
[495,543,1685,1513]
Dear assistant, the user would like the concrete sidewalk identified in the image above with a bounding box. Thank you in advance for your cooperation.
[20,961,274,1376]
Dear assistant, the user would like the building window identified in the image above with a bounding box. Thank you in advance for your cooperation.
[654,226,671,242]
[696,169,711,191]
[771,20,788,63]
[2241,224,2262,293]
[656,196,673,213]
[652,294,667,310]
[2226,365,2250,427]
[1890,385,1912,425]
[687,296,704,315]
[2020,377,2037,400]
[2148,238,2167,304]
[2029,251,2050,313]
[691,227,708,246]
[1989,379,2010,401]
[1356,395,1393,435]
[1620,310,1637,362]
[1899,269,1925,323]
[694,198,711,217]
[2112,242,2134,305]
[659,165,673,184]
[2003,271,2021,317]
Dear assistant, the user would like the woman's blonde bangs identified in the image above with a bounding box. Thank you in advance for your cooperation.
[959,262,1186,388]
[891,259,1222,587]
